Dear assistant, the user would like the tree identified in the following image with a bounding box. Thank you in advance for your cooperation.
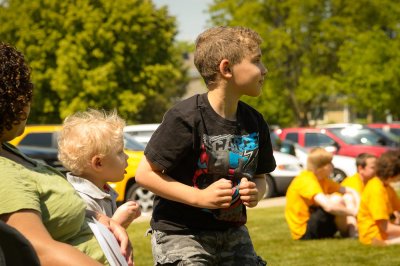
[0,0,188,124]
[208,0,400,126]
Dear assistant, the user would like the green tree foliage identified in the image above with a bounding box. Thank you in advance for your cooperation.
[209,0,400,126]
[0,0,188,124]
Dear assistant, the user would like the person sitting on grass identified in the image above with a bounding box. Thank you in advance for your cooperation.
[357,149,400,245]
[285,147,359,240]
[340,153,377,237]
[58,109,141,228]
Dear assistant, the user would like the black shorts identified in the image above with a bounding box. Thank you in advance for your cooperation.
[300,206,337,240]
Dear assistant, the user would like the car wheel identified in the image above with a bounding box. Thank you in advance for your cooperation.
[330,168,346,183]
[126,183,155,214]
[264,175,276,199]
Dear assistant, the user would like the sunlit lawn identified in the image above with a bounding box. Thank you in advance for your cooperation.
[127,206,400,266]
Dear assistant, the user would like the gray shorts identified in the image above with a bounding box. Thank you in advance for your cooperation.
[150,225,266,266]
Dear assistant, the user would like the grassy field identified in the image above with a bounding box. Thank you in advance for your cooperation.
[127,206,400,266]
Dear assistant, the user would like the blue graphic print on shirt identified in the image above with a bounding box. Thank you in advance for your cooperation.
[193,132,259,222]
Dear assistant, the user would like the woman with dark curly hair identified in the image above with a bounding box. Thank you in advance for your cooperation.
[0,43,33,138]
[0,43,133,265]
[357,149,400,245]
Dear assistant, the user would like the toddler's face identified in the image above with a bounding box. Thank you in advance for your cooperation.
[99,141,129,183]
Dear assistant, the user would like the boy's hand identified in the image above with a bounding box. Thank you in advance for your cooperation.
[113,201,141,228]
[239,177,259,208]
[198,178,233,209]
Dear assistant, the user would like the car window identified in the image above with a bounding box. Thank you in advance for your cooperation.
[123,133,145,151]
[127,130,156,138]
[305,133,335,147]
[286,133,299,143]
[328,127,382,145]
[19,133,54,148]
[390,128,400,136]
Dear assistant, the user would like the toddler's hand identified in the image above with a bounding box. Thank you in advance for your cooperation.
[113,201,141,228]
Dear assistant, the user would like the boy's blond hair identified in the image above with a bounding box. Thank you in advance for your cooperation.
[194,26,262,87]
[307,147,333,172]
[58,109,125,175]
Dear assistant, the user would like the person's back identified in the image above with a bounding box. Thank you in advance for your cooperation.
[136,26,276,265]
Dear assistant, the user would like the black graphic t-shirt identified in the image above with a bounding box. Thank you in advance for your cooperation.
[145,93,276,232]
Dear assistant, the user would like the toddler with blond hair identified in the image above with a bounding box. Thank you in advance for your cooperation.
[58,109,140,228]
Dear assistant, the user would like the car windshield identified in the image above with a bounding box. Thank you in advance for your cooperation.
[123,133,145,151]
[328,127,383,145]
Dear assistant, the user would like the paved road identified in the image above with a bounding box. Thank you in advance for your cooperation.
[133,196,286,223]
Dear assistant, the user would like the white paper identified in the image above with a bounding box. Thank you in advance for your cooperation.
[88,218,128,266]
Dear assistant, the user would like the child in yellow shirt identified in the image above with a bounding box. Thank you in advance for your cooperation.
[357,150,400,245]
[285,147,359,240]
[340,153,377,237]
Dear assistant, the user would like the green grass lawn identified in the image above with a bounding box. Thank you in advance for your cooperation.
[127,206,400,266]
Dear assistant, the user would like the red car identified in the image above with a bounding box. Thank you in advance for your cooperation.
[368,123,400,137]
[275,125,392,158]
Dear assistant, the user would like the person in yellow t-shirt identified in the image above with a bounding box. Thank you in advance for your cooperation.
[341,153,377,194]
[357,149,400,245]
[285,147,359,240]
[340,153,377,237]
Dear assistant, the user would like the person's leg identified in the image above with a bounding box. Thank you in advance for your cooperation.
[151,230,216,266]
[301,207,337,240]
[218,226,266,266]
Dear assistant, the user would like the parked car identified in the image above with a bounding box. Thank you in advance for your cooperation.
[319,123,399,148]
[367,123,400,142]
[18,145,67,173]
[123,123,160,146]
[8,125,149,212]
[266,151,303,198]
[368,123,400,137]
[276,124,392,158]
[271,131,356,183]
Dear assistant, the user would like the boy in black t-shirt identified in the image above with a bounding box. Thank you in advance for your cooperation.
[136,26,276,265]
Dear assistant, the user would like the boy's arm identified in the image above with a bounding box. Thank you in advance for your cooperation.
[135,156,233,209]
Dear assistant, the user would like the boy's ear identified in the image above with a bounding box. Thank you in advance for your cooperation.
[219,59,232,78]
[91,155,103,171]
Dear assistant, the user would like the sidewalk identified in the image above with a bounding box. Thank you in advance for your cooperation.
[133,196,286,223]
[256,196,286,208]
